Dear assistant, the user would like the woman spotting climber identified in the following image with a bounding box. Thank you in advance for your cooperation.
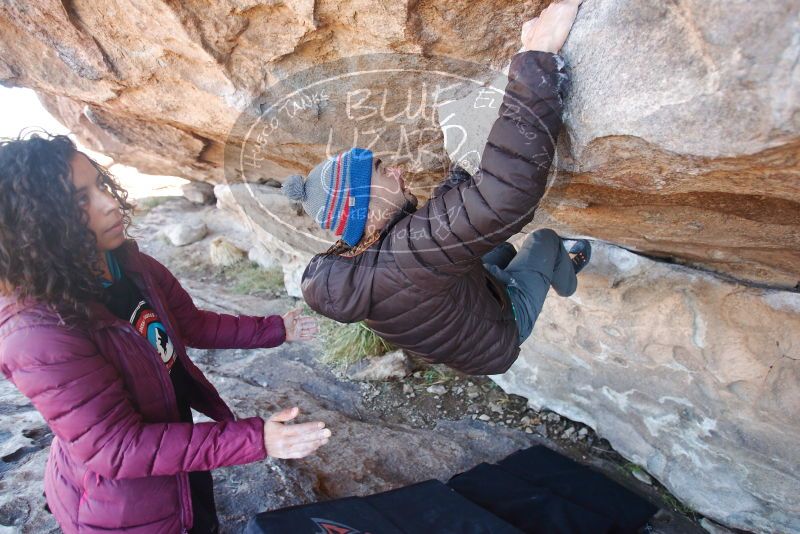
[0,134,324,533]
[283,0,591,375]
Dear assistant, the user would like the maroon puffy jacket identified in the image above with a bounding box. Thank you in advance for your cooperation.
[0,240,285,533]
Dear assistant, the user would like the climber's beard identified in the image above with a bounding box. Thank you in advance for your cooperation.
[381,196,419,233]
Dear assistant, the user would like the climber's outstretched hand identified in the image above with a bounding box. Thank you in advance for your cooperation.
[521,0,585,54]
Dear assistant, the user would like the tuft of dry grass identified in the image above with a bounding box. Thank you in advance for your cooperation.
[224,262,285,296]
[320,320,395,368]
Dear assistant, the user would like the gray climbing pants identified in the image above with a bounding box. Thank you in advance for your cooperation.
[483,228,577,346]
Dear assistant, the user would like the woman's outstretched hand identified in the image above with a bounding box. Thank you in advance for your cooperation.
[521,0,585,54]
[264,407,330,459]
[282,307,319,342]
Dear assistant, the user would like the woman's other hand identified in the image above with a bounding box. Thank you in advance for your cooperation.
[264,407,330,459]
[282,307,319,342]
[521,0,585,54]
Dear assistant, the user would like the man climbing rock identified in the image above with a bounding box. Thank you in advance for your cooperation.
[282,0,590,374]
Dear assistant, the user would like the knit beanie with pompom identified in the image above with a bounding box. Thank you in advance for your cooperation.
[281,148,373,247]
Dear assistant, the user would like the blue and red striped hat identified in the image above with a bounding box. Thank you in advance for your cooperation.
[281,148,373,247]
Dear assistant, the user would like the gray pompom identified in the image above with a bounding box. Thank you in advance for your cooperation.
[281,174,306,202]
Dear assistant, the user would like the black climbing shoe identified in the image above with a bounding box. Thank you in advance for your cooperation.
[569,239,591,274]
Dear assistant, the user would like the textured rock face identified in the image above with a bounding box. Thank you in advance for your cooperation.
[0,0,538,181]
[493,241,800,533]
[1,0,799,532]
[1,0,797,287]
[438,0,800,288]
[545,0,800,288]
[0,378,55,532]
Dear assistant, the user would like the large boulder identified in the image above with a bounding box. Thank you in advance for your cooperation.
[543,0,800,289]
[438,0,800,288]
[0,0,536,182]
[0,0,796,286]
[1,0,798,531]
[493,241,800,533]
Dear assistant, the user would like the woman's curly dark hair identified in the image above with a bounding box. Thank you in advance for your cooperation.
[0,131,134,322]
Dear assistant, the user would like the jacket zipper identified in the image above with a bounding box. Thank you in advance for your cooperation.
[138,272,194,531]
[118,319,192,531]
[98,246,194,531]
[139,273,234,424]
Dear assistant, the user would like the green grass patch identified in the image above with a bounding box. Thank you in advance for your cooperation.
[223,262,285,296]
[621,463,699,521]
[660,492,698,521]
[623,462,647,478]
[420,366,458,385]
[135,195,177,212]
[320,320,395,368]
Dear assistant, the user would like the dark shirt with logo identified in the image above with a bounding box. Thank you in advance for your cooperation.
[103,260,219,534]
